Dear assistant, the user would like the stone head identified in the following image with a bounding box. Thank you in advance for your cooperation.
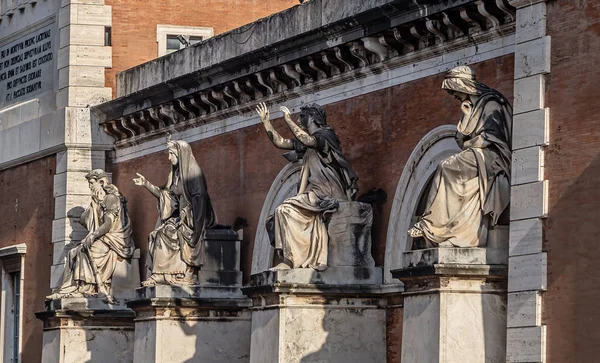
[300,103,326,134]
[85,169,109,201]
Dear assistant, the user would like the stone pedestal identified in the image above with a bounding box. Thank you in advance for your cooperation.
[245,267,399,363]
[128,228,251,363]
[392,248,508,363]
[327,201,375,267]
[36,298,135,363]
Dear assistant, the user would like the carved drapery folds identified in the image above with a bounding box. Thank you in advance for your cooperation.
[101,0,515,146]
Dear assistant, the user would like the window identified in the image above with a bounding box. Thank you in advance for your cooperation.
[0,244,26,363]
[156,25,214,57]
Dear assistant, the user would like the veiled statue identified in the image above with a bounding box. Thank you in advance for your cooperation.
[134,138,217,285]
[47,169,134,303]
[408,66,512,248]
[256,102,361,271]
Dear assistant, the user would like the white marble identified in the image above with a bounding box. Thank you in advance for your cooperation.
[507,291,542,328]
[508,253,547,292]
[509,218,543,256]
[134,315,251,363]
[512,108,549,150]
[59,24,105,48]
[513,75,545,114]
[506,326,546,363]
[515,2,547,44]
[511,146,544,186]
[402,248,508,268]
[251,267,383,286]
[514,36,551,79]
[510,181,548,221]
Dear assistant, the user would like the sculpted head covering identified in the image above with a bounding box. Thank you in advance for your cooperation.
[301,103,327,127]
[85,169,108,181]
[442,66,494,96]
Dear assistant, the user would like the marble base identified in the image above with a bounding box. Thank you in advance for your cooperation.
[392,248,508,363]
[128,286,252,363]
[245,268,398,363]
[36,303,135,363]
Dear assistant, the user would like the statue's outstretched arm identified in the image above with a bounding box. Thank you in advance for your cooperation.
[133,173,161,198]
[281,106,317,148]
[256,102,294,150]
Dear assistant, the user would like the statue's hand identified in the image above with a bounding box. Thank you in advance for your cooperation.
[280,106,292,123]
[460,100,473,117]
[133,173,146,186]
[256,102,270,124]
[82,234,94,250]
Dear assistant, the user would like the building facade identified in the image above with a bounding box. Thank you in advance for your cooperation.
[1,0,600,361]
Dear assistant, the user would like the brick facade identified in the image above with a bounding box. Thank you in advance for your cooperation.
[0,156,55,363]
[544,1,600,361]
[105,0,298,96]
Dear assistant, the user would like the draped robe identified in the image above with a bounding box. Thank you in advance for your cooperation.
[417,90,512,247]
[269,127,358,270]
[55,190,134,296]
[145,141,217,282]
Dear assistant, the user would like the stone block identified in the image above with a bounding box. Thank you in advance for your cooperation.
[55,148,105,174]
[509,0,547,9]
[512,146,544,185]
[38,309,135,363]
[506,326,546,362]
[59,24,105,48]
[0,99,39,130]
[509,218,543,256]
[60,4,112,27]
[51,216,88,243]
[507,291,542,328]
[53,171,91,198]
[513,108,549,150]
[510,181,548,221]
[135,284,245,301]
[514,36,551,79]
[508,253,547,292]
[250,266,383,286]
[487,226,509,249]
[513,75,545,114]
[59,66,106,89]
[57,86,112,108]
[50,263,65,289]
[112,249,141,301]
[515,2,547,44]
[57,45,112,69]
[327,201,375,267]
[402,248,507,269]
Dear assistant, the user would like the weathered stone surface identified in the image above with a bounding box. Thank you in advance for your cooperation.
[250,267,383,286]
[402,248,508,269]
[327,201,375,267]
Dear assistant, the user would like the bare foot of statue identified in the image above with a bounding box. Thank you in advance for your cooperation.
[407,226,424,238]
[270,262,292,271]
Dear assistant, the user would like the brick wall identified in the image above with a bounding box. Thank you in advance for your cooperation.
[0,156,55,363]
[105,0,298,96]
[112,55,514,289]
[543,1,600,361]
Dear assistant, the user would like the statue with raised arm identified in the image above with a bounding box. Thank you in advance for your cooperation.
[256,102,359,271]
[47,169,134,303]
[408,66,512,248]
[134,138,217,285]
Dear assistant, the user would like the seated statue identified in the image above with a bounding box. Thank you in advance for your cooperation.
[256,102,360,271]
[408,66,512,248]
[47,169,134,303]
[134,138,217,285]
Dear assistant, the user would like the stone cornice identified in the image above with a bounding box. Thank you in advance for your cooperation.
[92,0,515,149]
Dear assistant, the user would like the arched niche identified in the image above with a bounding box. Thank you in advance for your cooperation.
[251,162,301,275]
[384,125,460,283]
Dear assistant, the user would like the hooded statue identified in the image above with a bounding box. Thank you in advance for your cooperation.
[135,139,217,285]
[409,66,512,248]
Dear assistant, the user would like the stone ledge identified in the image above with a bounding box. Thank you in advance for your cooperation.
[249,267,383,287]
[44,296,133,311]
[133,284,246,302]
[402,248,508,269]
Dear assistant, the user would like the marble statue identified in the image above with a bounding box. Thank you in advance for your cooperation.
[256,102,362,271]
[134,138,217,285]
[47,169,134,303]
[408,66,512,248]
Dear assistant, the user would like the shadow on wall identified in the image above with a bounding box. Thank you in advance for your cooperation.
[543,150,600,359]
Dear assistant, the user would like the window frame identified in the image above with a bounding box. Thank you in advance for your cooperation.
[156,25,214,57]
[0,243,26,363]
